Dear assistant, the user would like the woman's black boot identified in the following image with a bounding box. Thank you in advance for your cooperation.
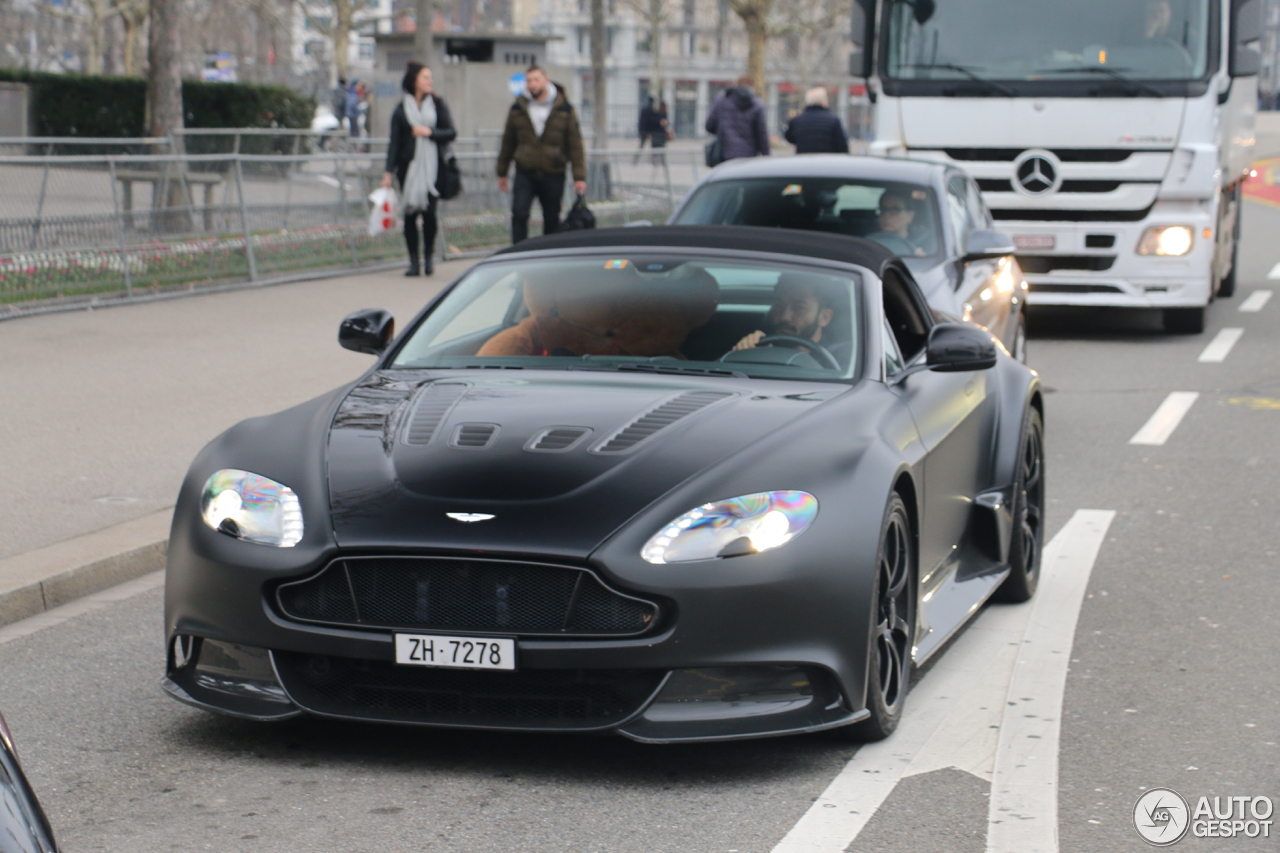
[404,250,420,277]
[422,254,434,276]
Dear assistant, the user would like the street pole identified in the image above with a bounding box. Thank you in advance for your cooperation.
[415,0,435,69]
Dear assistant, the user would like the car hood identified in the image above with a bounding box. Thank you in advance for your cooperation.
[327,370,847,558]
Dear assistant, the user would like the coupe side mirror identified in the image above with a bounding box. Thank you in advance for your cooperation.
[339,308,395,355]
[926,323,998,372]
[963,229,1016,261]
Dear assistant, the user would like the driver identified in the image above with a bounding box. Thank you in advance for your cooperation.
[867,190,928,257]
[733,273,836,353]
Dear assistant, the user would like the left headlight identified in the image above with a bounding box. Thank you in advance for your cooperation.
[641,491,818,564]
[1137,225,1194,257]
[200,469,304,547]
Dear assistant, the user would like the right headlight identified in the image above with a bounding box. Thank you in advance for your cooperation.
[200,469,304,547]
[1137,225,1194,257]
[641,491,818,564]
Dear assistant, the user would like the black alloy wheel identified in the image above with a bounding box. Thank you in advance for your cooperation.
[994,407,1045,603]
[844,495,915,741]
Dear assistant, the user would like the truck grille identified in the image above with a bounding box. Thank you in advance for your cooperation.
[273,651,664,729]
[275,556,660,637]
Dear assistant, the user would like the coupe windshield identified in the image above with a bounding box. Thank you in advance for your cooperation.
[672,178,942,259]
[392,254,861,381]
[885,0,1212,82]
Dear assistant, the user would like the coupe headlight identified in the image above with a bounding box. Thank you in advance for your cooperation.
[641,491,818,564]
[200,469,304,547]
[1137,225,1193,256]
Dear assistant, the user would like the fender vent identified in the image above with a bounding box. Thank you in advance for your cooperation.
[527,427,592,452]
[595,391,732,454]
[404,383,467,445]
[451,423,499,448]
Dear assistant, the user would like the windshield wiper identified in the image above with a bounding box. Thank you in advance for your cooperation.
[896,63,1017,97]
[573,362,748,379]
[1033,67,1166,98]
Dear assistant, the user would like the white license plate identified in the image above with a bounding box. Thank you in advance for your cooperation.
[1013,234,1055,250]
[394,633,516,671]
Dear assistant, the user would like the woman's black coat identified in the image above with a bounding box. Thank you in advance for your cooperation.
[385,94,458,187]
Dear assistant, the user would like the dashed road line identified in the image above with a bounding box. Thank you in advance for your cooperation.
[986,509,1116,853]
[1239,290,1272,312]
[1129,392,1199,446]
[772,512,1113,853]
[1197,327,1244,363]
[0,571,163,645]
[1267,263,1280,280]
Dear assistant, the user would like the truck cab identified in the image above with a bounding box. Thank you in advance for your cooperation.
[854,0,1262,333]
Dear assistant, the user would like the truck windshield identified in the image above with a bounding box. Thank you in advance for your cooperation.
[885,0,1212,82]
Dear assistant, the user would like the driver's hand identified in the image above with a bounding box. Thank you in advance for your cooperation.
[734,330,766,351]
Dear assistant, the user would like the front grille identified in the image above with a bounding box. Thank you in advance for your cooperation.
[993,204,1155,223]
[276,556,660,637]
[1018,255,1116,274]
[1028,282,1125,294]
[273,651,664,729]
[942,148,1145,163]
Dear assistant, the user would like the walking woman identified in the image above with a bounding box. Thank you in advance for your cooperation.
[382,61,456,276]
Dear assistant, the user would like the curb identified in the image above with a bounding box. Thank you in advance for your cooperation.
[0,510,171,627]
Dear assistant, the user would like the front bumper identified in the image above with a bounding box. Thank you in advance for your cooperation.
[164,533,875,742]
[999,216,1214,309]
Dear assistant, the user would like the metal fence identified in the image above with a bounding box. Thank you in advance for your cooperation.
[0,147,704,317]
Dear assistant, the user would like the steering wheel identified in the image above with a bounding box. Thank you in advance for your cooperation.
[753,335,841,370]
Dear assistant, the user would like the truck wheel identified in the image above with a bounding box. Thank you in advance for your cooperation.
[1163,307,1206,334]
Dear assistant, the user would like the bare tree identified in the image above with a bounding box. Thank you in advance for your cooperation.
[40,0,118,73]
[147,0,191,227]
[772,0,845,92]
[295,0,361,79]
[116,0,149,75]
[590,0,606,150]
[728,0,770,93]
[620,0,670,102]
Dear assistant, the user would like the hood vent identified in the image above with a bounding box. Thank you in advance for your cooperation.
[404,383,467,445]
[527,427,592,453]
[451,423,499,448]
[594,391,733,454]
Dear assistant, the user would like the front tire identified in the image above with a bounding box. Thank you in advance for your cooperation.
[994,407,1045,604]
[842,495,915,742]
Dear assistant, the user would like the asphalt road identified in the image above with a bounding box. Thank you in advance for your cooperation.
[1,205,1278,852]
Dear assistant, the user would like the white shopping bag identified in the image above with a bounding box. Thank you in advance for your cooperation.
[368,187,398,236]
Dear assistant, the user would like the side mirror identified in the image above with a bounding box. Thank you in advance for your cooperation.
[963,229,1016,261]
[338,308,394,355]
[926,323,998,372]
[1231,0,1262,77]
[849,0,875,80]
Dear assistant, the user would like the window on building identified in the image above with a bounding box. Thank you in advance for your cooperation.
[358,41,375,59]
[680,30,695,56]
[683,0,695,26]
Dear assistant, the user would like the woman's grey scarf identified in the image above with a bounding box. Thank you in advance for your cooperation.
[400,93,438,213]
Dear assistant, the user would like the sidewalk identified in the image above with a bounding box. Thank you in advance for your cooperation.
[0,259,472,623]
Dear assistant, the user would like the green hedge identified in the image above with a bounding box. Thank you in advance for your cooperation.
[0,69,314,150]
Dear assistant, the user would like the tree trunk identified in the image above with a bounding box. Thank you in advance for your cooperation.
[648,0,662,102]
[730,0,770,95]
[590,0,607,150]
[332,0,353,79]
[414,0,434,68]
[147,0,190,229]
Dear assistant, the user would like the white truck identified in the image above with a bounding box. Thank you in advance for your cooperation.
[851,0,1261,333]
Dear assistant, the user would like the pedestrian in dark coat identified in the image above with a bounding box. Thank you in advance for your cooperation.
[332,77,348,129]
[496,65,587,243]
[345,79,361,137]
[784,87,849,154]
[705,75,769,160]
[381,62,457,276]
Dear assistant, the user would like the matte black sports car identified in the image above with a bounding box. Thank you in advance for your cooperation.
[164,226,1044,743]
[0,711,60,853]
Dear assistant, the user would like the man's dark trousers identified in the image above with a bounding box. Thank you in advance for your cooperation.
[511,169,565,243]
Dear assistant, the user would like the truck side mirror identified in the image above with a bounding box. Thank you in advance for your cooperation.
[338,308,395,355]
[849,0,875,80]
[1231,0,1262,77]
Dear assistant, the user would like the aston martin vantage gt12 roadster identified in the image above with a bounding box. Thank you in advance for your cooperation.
[163,225,1044,743]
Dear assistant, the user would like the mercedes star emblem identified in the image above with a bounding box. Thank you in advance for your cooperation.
[1012,149,1061,197]
[446,513,496,522]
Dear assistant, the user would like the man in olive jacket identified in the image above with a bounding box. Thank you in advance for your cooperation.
[496,66,587,243]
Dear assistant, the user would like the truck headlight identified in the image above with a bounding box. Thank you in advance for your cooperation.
[201,469,304,547]
[641,491,818,564]
[1137,225,1194,257]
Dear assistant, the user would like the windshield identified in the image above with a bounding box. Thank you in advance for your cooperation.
[672,178,943,259]
[392,254,861,381]
[885,0,1212,82]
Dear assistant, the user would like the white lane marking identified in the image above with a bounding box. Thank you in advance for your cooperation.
[1268,263,1280,280]
[1129,392,1199,446]
[1239,290,1273,312]
[0,571,163,645]
[986,509,1115,853]
[1196,327,1244,363]
[772,514,1111,853]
